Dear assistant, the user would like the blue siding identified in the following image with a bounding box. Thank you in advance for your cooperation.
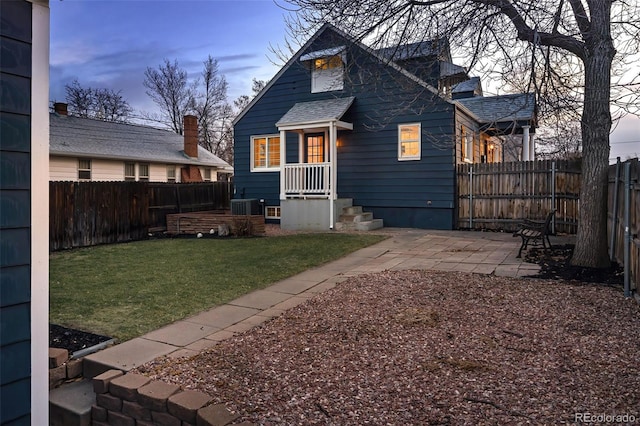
[234,27,462,229]
[0,0,32,424]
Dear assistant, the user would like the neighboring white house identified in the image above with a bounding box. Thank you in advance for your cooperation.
[49,103,233,182]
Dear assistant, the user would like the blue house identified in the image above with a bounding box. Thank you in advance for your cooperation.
[233,24,536,231]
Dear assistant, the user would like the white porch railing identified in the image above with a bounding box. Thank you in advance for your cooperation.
[283,162,331,197]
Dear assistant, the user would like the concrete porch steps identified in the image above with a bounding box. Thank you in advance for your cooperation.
[336,204,383,231]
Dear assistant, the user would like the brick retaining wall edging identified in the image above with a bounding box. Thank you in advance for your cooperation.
[92,369,254,426]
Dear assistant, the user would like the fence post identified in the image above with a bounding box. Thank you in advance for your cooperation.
[551,161,556,234]
[469,165,473,229]
[610,157,621,261]
[623,161,631,298]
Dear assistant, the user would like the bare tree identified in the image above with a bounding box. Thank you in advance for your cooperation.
[193,56,232,157]
[93,88,133,123]
[281,0,640,268]
[143,59,196,135]
[64,79,133,122]
[234,78,267,112]
[144,57,235,162]
[64,79,94,118]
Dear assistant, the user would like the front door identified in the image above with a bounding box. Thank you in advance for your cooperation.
[305,133,326,163]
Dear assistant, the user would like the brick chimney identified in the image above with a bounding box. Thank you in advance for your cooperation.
[54,102,68,116]
[183,115,198,158]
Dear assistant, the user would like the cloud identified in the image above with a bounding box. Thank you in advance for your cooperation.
[220,65,262,75]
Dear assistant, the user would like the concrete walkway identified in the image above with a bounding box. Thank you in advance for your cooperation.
[83,229,566,377]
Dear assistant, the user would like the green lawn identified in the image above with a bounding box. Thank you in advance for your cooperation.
[50,233,386,342]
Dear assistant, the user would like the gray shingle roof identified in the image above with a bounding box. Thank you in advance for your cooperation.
[50,114,232,171]
[452,77,481,94]
[455,93,536,123]
[276,97,356,127]
[375,39,449,61]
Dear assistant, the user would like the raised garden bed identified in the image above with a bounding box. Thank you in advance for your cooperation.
[165,211,265,236]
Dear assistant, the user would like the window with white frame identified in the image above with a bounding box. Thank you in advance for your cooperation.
[251,135,280,171]
[461,126,473,163]
[78,159,91,180]
[167,165,176,182]
[312,55,344,93]
[265,206,281,219]
[139,163,150,181]
[124,162,136,181]
[203,168,211,181]
[398,123,421,161]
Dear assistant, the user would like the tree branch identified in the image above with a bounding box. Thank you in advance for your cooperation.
[567,0,592,37]
[480,0,587,59]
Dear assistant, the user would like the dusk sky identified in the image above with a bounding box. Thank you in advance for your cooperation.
[49,0,639,161]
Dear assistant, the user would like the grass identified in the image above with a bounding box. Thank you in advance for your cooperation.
[50,233,386,342]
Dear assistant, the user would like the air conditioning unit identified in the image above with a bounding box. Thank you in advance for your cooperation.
[231,199,260,215]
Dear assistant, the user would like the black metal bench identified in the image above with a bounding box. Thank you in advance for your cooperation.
[513,210,556,258]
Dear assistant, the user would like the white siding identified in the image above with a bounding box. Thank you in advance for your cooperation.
[49,156,78,181]
[91,159,126,181]
[50,155,190,182]
[150,163,170,182]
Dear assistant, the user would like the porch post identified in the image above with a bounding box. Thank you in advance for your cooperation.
[529,132,535,161]
[522,125,530,161]
[279,129,286,200]
[329,121,337,229]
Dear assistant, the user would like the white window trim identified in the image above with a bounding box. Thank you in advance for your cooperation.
[251,134,280,172]
[78,158,91,181]
[397,123,421,161]
[265,206,281,219]
[139,163,150,181]
[124,162,136,181]
[167,165,176,182]
[462,127,473,163]
[311,54,345,93]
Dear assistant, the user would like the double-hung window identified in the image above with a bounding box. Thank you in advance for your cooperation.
[78,159,91,180]
[139,163,150,181]
[251,135,280,171]
[398,124,421,161]
[461,126,473,163]
[312,55,344,93]
[167,165,176,182]
[124,162,136,181]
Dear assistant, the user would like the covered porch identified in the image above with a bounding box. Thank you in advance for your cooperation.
[275,97,355,230]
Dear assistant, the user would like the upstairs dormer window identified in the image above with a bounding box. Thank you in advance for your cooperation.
[301,47,345,93]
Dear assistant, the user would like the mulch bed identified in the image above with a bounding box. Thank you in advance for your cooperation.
[49,324,112,354]
[524,244,624,287]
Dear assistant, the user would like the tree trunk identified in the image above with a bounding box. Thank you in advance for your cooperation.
[571,2,615,268]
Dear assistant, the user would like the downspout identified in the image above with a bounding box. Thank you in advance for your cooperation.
[329,121,337,229]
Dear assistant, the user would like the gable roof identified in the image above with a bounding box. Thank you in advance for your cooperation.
[233,23,443,126]
[455,93,536,123]
[50,114,233,172]
[276,97,355,127]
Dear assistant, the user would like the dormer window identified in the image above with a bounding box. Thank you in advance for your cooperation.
[300,47,345,93]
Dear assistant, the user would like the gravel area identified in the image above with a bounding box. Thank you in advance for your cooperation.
[136,270,639,425]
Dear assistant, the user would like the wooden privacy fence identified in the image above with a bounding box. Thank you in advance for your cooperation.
[457,159,582,234]
[50,181,232,251]
[608,158,639,296]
